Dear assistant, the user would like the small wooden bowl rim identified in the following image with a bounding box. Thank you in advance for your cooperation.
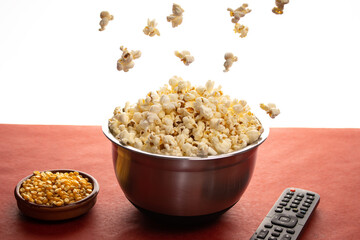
[14,169,99,219]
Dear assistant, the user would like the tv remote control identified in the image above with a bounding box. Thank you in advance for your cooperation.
[250,188,320,240]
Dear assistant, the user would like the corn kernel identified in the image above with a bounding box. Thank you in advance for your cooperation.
[20,171,93,207]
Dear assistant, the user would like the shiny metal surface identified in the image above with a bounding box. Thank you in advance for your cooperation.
[102,123,269,217]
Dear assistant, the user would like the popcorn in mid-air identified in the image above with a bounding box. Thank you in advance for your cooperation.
[175,50,194,66]
[234,23,249,38]
[272,0,290,15]
[227,4,252,23]
[260,103,280,118]
[99,11,114,31]
[223,52,238,72]
[143,19,160,37]
[227,4,251,38]
[167,3,184,28]
[117,46,141,72]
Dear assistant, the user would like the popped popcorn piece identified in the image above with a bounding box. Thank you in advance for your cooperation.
[143,19,160,37]
[272,0,290,15]
[246,129,260,144]
[205,80,215,93]
[99,11,114,31]
[175,50,194,66]
[167,3,184,28]
[117,46,141,72]
[234,23,249,38]
[227,4,251,23]
[109,77,264,157]
[260,103,280,119]
[223,52,238,72]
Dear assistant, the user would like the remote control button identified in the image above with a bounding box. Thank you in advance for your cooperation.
[268,237,278,240]
[285,207,291,211]
[290,188,296,192]
[305,199,313,204]
[264,223,273,228]
[286,229,295,234]
[279,202,287,206]
[307,196,315,200]
[292,200,300,204]
[285,193,293,197]
[295,196,302,201]
[303,203,311,208]
[300,210,307,214]
[272,232,280,237]
[274,227,283,232]
[292,208,298,212]
[277,205,284,209]
[300,207,308,211]
[296,193,304,197]
[271,214,298,228]
[306,192,315,196]
[257,229,269,239]
[280,234,292,240]
[275,208,283,213]
[290,203,298,208]
[296,213,304,218]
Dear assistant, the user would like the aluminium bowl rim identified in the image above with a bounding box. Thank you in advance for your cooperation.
[102,120,269,161]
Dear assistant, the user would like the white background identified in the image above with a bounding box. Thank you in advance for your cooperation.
[1,0,359,128]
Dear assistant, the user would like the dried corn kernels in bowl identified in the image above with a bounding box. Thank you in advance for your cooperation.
[19,171,93,207]
[108,77,264,157]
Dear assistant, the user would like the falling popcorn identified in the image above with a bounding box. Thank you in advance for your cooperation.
[223,52,238,72]
[143,19,160,37]
[234,23,249,38]
[99,11,114,31]
[167,3,184,28]
[272,0,290,15]
[260,103,280,118]
[175,50,194,66]
[117,46,141,72]
[227,4,251,23]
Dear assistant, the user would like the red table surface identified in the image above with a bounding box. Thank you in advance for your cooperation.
[0,124,359,240]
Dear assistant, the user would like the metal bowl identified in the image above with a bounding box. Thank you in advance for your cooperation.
[102,123,269,217]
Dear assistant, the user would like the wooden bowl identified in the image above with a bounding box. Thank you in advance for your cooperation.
[14,169,99,221]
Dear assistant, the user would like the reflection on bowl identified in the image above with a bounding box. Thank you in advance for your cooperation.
[103,123,268,217]
[14,169,99,221]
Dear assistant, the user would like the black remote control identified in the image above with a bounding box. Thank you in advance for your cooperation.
[250,188,320,240]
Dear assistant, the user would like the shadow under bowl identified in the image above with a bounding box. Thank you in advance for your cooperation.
[14,169,99,221]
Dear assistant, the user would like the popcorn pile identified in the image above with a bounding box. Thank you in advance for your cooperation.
[109,77,264,157]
